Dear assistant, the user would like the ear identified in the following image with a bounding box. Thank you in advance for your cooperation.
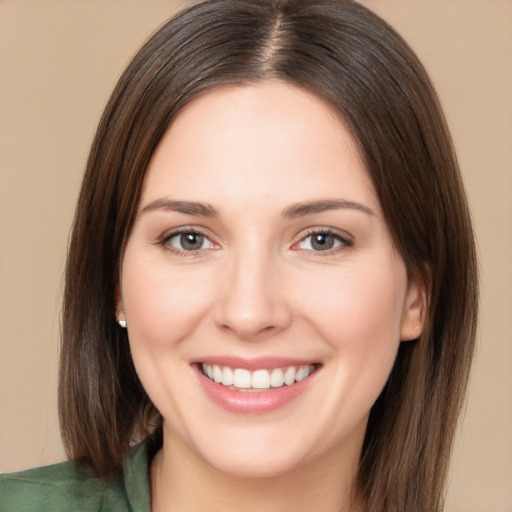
[115,281,125,319]
[400,275,426,341]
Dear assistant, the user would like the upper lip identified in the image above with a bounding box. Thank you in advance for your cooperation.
[192,356,320,371]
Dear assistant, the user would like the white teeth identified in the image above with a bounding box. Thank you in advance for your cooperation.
[212,365,222,383]
[201,363,316,390]
[295,365,310,382]
[270,368,285,387]
[284,366,296,386]
[233,368,252,388]
[252,369,271,389]
[222,366,234,386]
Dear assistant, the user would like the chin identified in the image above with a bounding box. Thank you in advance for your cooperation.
[173,420,315,479]
[202,447,307,480]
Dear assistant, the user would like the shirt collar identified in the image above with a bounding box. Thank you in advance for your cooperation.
[122,438,160,512]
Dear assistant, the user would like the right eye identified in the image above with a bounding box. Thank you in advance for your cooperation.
[166,231,215,252]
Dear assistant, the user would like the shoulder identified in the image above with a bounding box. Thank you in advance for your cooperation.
[0,438,154,512]
[0,461,128,512]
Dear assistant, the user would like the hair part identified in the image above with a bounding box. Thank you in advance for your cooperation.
[59,1,478,510]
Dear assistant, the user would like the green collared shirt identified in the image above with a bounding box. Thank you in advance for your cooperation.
[0,441,153,511]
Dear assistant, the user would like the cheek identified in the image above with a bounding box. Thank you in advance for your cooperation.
[120,251,216,350]
[119,250,218,425]
[295,258,408,434]
[294,255,407,357]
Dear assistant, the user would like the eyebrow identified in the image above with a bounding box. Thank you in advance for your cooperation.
[139,197,375,219]
[140,199,219,217]
[282,199,375,219]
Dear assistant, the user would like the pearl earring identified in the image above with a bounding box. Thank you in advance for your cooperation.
[117,311,127,329]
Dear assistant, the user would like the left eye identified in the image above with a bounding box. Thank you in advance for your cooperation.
[296,232,348,252]
[167,232,215,251]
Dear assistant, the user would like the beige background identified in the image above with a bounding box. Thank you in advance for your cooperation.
[0,1,511,511]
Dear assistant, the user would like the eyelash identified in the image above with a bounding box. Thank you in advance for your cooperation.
[293,229,354,255]
[157,227,353,257]
[156,227,216,256]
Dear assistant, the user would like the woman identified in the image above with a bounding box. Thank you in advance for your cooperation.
[0,1,478,511]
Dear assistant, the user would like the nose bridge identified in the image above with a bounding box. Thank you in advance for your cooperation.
[215,238,291,339]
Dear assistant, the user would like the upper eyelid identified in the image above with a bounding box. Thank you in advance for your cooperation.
[157,228,218,256]
[159,226,212,240]
[156,226,216,249]
[155,225,354,248]
[295,227,354,243]
[290,229,354,254]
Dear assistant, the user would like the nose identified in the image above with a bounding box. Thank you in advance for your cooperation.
[214,247,292,340]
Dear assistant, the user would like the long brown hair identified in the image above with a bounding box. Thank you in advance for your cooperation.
[59,1,478,510]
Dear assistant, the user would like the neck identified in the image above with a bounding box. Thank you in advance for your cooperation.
[150,428,364,512]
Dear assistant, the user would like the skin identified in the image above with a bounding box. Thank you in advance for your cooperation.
[117,82,423,512]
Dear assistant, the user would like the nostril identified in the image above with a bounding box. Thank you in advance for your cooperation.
[214,290,293,340]
[218,320,284,341]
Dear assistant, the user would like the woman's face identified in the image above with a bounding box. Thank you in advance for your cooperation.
[118,83,422,478]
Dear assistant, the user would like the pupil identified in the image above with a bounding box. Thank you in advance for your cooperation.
[312,233,334,251]
[181,233,203,250]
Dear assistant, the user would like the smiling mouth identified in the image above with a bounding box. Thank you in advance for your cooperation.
[200,363,318,392]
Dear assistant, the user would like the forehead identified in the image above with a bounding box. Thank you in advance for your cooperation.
[141,82,378,212]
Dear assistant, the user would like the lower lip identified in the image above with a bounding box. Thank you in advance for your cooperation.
[195,366,317,414]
